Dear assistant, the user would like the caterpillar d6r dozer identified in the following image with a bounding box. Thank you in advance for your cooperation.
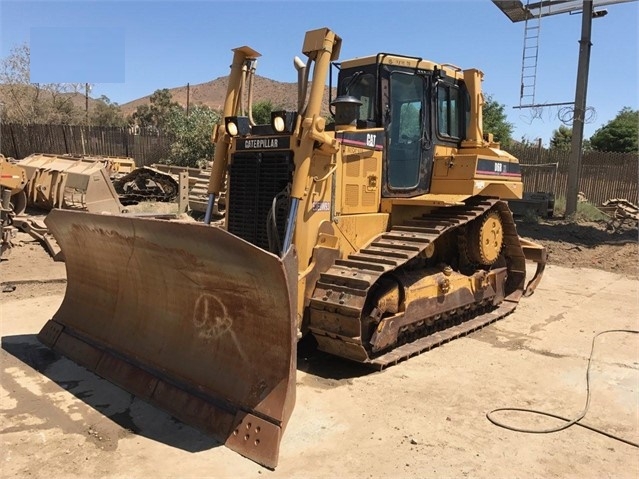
[38,27,546,468]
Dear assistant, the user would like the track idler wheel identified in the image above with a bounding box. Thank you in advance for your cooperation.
[467,210,503,266]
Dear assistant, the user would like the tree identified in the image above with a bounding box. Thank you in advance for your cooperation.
[589,107,638,153]
[129,103,153,129]
[482,95,513,147]
[90,95,126,127]
[163,105,220,167]
[251,100,277,125]
[0,43,86,124]
[129,88,181,131]
[549,125,592,151]
[550,125,572,150]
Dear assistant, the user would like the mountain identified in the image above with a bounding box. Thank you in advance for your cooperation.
[119,75,334,118]
[0,75,335,123]
[0,84,107,122]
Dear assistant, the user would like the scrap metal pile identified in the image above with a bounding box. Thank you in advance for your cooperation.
[599,198,639,232]
[0,153,212,260]
[112,166,179,204]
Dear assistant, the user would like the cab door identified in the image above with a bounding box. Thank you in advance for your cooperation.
[383,70,433,197]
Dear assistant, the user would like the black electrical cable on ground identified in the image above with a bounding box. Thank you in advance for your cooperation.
[486,329,639,448]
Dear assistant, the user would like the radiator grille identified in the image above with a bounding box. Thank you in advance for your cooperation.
[227,151,293,252]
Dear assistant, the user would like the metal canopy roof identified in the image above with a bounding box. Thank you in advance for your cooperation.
[492,0,636,22]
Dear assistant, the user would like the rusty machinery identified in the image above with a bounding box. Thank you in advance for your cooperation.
[0,155,27,257]
[18,153,124,214]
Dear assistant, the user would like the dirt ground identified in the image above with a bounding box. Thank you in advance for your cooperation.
[515,218,638,278]
[1,210,637,478]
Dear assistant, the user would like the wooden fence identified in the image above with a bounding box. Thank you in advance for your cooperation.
[507,144,638,205]
[1,123,636,205]
[0,123,172,166]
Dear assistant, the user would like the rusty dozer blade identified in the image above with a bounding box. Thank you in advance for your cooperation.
[38,209,297,469]
[19,153,123,213]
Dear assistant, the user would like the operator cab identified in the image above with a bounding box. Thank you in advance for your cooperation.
[332,55,471,197]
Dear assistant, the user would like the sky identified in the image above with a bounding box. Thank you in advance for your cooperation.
[0,0,638,145]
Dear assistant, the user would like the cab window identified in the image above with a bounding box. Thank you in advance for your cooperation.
[339,72,376,122]
[388,72,424,189]
[437,84,462,139]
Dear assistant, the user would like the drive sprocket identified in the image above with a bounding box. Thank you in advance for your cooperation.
[466,210,503,266]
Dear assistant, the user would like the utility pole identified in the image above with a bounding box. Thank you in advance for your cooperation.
[492,0,619,217]
[85,82,90,125]
[565,0,594,217]
[0,102,4,155]
[186,83,190,117]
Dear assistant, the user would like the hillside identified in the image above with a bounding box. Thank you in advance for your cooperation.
[0,84,106,122]
[119,74,334,118]
[0,75,335,123]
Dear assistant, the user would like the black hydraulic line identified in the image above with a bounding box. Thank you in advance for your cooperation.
[487,329,639,448]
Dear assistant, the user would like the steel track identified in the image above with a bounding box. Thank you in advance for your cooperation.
[113,168,179,204]
[308,197,527,369]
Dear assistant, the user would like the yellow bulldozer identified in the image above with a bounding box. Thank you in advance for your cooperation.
[38,28,546,468]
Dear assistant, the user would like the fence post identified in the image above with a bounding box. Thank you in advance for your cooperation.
[62,125,69,154]
[10,124,19,159]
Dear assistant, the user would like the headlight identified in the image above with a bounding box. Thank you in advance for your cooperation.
[225,116,250,137]
[272,115,286,133]
[270,111,297,134]
[226,120,238,137]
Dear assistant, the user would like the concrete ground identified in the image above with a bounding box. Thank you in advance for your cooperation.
[1,263,638,479]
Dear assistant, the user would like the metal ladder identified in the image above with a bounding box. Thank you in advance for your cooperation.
[519,2,542,107]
